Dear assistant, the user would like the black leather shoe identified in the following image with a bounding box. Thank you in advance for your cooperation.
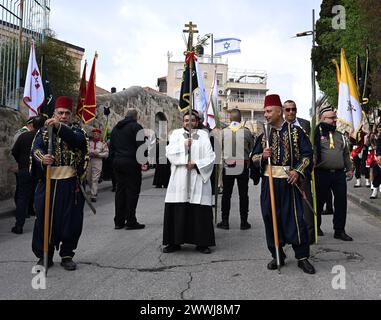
[297,259,316,274]
[91,197,97,203]
[267,258,285,270]
[125,222,145,230]
[162,245,181,253]
[196,246,211,254]
[61,257,77,271]
[11,226,23,234]
[37,258,54,269]
[318,228,324,236]
[114,224,125,230]
[240,221,251,230]
[334,231,353,241]
[216,221,229,230]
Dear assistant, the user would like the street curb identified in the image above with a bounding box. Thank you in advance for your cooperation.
[347,191,381,217]
[0,171,155,220]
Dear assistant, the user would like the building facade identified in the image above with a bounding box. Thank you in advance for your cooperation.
[161,54,268,133]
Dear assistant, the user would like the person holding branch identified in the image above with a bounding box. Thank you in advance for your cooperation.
[251,94,315,274]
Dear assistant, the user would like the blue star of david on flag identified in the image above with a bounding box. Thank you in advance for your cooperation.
[224,42,231,50]
[214,38,241,56]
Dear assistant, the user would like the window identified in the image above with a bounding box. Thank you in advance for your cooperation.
[176,69,183,79]
[217,73,223,86]
[204,72,208,80]
[218,100,222,112]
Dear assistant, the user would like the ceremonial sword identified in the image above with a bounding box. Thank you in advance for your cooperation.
[79,184,97,215]
[283,167,316,216]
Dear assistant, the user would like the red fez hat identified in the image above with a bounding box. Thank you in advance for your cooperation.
[55,96,73,112]
[92,128,102,134]
[264,94,282,108]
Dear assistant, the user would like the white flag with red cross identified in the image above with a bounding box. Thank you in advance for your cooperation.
[23,41,45,118]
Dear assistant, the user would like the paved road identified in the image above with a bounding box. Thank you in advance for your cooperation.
[0,177,380,300]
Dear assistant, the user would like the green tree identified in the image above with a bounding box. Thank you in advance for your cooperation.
[314,0,380,111]
[35,36,79,98]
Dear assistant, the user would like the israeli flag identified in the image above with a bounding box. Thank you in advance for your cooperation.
[214,38,241,56]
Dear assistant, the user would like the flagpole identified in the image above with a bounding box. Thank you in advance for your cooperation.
[43,125,53,276]
[264,122,281,274]
[212,66,220,224]
[183,22,198,201]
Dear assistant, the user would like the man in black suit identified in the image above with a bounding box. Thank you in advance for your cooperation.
[283,100,311,135]
[283,100,316,243]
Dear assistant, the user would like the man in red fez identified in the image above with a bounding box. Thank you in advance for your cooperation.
[30,96,89,271]
[251,94,316,274]
[87,128,109,202]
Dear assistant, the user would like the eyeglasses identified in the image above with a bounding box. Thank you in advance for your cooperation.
[285,108,297,112]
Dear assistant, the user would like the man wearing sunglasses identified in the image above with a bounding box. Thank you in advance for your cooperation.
[283,100,311,136]
[283,100,315,244]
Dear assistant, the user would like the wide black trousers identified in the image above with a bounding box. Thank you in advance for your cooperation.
[32,177,84,259]
[315,169,347,232]
[260,177,310,260]
[113,158,142,227]
[221,167,250,222]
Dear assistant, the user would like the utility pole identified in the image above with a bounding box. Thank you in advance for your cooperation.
[294,9,317,118]
[311,9,317,120]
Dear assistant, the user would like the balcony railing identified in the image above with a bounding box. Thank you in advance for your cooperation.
[227,96,264,104]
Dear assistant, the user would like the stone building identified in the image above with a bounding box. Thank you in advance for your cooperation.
[161,54,268,133]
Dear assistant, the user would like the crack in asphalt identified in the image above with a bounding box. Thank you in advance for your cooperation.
[0,248,364,272]
[180,272,193,300]
[74,258,267,273]
[310,247,364,262]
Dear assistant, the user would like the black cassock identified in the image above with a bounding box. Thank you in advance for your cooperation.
[30,123,89,259]
[251,122,313,260]
[153,140,171,188]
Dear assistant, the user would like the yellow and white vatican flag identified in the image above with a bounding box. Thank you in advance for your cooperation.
[337,48,363,138]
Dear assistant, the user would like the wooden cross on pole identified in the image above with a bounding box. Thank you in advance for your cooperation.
[183,21,198,49]
[183,21,199,34]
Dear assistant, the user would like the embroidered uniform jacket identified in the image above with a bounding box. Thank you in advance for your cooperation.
[30,123,89,182]
[251,122,313,178]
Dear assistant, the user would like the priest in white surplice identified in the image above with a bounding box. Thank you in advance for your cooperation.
[162,111,216,254]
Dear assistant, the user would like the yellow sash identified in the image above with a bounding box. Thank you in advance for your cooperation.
[264,166,290,179]
[50,166,76,180]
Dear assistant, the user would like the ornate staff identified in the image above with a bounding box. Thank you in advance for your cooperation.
[43,125,53,276]
[264,122,281,273]
[183,22,198,201]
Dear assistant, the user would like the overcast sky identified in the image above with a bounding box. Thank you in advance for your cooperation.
[51,0,322,119]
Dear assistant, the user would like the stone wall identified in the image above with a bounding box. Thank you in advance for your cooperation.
[0,107,24,200]
[92,86,182,136]
[0,86,181,201]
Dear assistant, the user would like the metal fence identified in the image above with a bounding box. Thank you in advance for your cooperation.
[0,0,50,109]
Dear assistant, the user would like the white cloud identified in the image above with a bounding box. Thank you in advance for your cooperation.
[50,0,322,119]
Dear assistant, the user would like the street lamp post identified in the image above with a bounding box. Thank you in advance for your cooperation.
[295,9,317,119]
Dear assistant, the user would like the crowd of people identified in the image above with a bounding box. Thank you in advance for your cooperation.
[9,93,381,275]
